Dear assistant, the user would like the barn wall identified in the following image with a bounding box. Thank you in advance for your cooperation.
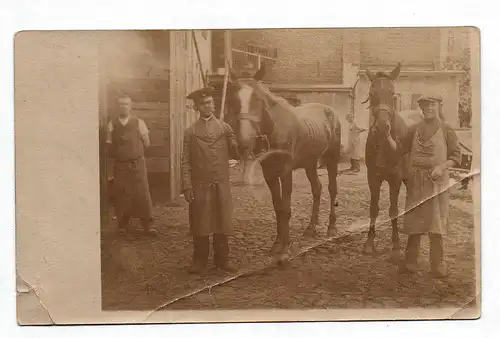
[169,30,212,200]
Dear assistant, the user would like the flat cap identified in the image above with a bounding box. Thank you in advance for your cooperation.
[186,87,214,102]
[418,95,443,104]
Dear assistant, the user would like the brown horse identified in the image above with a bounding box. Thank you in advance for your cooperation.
[362,63,411,262]
[223,65,343,262]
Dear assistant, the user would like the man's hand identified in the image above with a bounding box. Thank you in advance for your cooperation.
[430,164,445,181]
[184,189,194,203]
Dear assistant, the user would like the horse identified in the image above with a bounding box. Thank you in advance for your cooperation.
[223,65,343,262]
[361,63,412,262]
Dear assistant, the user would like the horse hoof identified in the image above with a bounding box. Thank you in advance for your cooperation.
[388,250,401,264]
[303,227,318,238]
[270,242,281,254]
[362,242,375,255]
[326,227,338,237]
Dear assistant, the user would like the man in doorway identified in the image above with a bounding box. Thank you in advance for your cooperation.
[181,87,240,274]
[106,93,157,237]
[344,113,367,174]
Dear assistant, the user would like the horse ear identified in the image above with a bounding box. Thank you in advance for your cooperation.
[390,63,401,80]
[365,69,375,82]
[253,64,266,81]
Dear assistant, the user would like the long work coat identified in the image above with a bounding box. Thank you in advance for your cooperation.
[401,120,461,235]
[181,115,239,236]
[346,122,364,160]
[107,116,153,221]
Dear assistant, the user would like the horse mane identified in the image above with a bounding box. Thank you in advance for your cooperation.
[374,72,393,79]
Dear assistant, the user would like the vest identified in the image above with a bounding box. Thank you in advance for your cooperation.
[111,117,145,161]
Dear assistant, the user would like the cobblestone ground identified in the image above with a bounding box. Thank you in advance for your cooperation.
[101,162,477,312]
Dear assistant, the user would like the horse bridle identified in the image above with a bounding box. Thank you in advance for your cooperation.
[238,113,270,154]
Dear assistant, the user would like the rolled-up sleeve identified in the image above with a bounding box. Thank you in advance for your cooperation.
[106,121,113,144]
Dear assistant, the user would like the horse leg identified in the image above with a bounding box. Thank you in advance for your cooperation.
[263,165,282,254]
[303,166,322,238]
[240,150,250,184]
[326,160,338,237]
[388,174,402,263]
[277,172,293,262]
[363,170,382,255]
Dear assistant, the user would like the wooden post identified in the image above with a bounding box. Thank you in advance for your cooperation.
[192,30,206,87]
[220,60,229,120]
[224,30,232,67]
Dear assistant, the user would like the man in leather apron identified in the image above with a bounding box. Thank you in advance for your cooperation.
[182,87,240,274]
[106,93,157,237]
[387,94,461,278]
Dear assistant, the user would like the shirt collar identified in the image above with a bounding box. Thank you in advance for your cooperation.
[200,114,214,122]
[118,115,131,125]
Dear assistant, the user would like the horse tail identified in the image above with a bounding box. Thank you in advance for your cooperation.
[320,106,342,164]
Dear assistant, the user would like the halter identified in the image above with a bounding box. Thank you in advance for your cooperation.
[238,112,270,154]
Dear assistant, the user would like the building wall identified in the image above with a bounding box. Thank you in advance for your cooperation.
[231,29,344,84]
[359,28,441,69]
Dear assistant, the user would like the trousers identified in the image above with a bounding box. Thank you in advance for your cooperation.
[192,234,230,268]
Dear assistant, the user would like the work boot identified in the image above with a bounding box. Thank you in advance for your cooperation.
[352,159,361,172]
[344,159,358,175]
[216,263,238,273]
[213,234,237,273]
[189,235,209,274]
[398,261,420,274]
[141,219,158,237]
[398,234,421,274]
[430,262,449,278]
[118,215,131,236]
[188,263,208,275]
[429,234,448,278]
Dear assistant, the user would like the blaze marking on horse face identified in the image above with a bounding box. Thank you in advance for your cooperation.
[237,84,257,146]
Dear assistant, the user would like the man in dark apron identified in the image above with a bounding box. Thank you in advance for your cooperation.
[182,87,239,274]
[107,93,157,237]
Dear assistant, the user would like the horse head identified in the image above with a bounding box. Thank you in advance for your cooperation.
[223,64,274,158]
[364,63,401,138]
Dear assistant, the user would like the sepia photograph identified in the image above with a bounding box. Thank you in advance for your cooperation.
[97,27,479,314]
[14,25,481,325]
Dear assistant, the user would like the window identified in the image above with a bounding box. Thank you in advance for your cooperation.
[411,93,422,110]
[393,93,402,112]
[447,29,455,53]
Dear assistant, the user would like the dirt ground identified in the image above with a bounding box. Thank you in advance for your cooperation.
[101,162,477,313]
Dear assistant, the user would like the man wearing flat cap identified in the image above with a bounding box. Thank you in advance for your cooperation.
[181,87,240,274]
[387,94,461,278]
